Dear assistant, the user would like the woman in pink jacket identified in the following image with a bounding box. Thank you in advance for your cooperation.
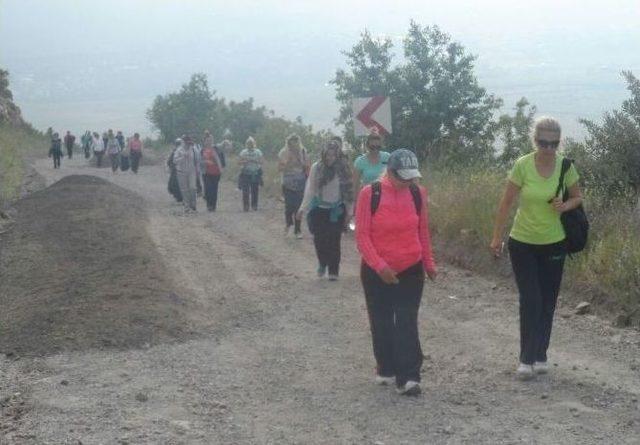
[355,149,437,396]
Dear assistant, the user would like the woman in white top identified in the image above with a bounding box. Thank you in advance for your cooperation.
[297,140,353,280]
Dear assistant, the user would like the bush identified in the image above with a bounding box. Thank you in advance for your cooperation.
[0,124,47,206]
[425,163,639,321]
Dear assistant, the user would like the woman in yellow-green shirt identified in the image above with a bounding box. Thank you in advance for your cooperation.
[491,117,583,381]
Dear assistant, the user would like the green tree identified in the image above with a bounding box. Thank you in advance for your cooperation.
[147,73,222,142]
[496,98,536,166]
[332,30,398,148]
[332,21,502,167]
[566,71,640,209]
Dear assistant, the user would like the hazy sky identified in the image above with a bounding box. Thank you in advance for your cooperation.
[2,0,640,138]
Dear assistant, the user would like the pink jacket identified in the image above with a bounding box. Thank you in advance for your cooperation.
[355,176,436,274]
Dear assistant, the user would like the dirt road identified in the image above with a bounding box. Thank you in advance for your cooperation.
[1,155,639,444]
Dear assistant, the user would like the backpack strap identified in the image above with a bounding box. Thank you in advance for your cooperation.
[370,182,382,215]
[409,183,422,216]
[370,181,422,216]
[554,158,573,200]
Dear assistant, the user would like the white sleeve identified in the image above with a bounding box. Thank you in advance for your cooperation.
[299,163,318,213]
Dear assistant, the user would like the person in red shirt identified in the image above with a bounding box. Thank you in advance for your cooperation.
[200,135,223,211]
[128,133,144,173]
[355,149,436,396]
[63,131,76,159]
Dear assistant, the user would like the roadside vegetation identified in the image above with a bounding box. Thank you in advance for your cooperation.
[2,19,638,323]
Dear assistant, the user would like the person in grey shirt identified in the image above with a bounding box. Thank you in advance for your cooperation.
[173,135,201,213]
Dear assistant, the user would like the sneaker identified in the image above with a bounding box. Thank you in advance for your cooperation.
[317,265,327,278]
[534,361,549,375]
[374,375,395,386]
[327,274,339,281]
[295,232,304,239]
[516,363,535,380]
[396,381,421,396]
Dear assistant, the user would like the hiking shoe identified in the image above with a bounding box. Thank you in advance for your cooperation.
[374,375,395,386]
[516,363,535,380]
[396,381,421,396]
[534,361,549,375]
[328,274,339,281]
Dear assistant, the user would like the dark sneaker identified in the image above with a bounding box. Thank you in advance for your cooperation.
[396,381,421,396]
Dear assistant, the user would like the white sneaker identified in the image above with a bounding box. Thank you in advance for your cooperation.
[534,361,549,375]
[516,363,535,380]
[327,274,339,281]
[374,375,395,386]
[396,380,421,396]
[295,232,304,239]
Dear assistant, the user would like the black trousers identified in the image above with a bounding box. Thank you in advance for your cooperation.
[109,154,119,172]
[242,182,259,211]
[130,151,142,173]
[309,207,344,275]
[283,186,303,233]
[94,151,104,167]
[52,153,61,168]
[362,262,424,386]
[508,238,566,365]
[203,174,221,211]
[66,145,73,158]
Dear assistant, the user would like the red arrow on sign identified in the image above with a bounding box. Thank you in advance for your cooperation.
[354,96,391,136]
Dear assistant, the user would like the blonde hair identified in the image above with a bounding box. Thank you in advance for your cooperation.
[245,136,256,149]
[532,116,561,142]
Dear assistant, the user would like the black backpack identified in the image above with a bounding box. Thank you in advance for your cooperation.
[371,181,422,216]
[553,158,589,254]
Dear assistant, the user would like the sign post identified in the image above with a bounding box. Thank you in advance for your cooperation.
[352,96,392,137]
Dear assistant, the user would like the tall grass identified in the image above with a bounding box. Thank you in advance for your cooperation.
[0,124,47,207]
[424,165,640,320]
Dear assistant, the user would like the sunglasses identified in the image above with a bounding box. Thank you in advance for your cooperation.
[536,139,560,149]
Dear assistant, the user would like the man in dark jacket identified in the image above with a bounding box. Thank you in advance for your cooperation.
[63,131,76,159]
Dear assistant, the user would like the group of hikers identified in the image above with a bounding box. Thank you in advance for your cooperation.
[47,115,579,396]
[160,116,579,396]
[48,129,145,173]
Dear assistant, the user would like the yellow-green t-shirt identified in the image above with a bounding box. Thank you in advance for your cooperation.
[508,153,579,245]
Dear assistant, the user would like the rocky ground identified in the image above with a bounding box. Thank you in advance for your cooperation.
[0,155,638,444]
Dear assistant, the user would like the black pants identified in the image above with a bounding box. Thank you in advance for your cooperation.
[508,238,566,365]
[109,154,119,172]
[309,207,344,275]
[362,262,424,386]
[66,145,73,159]
[130,151,142,173]
[94,151,104,167]
[283,186,303,234]
[242,182,259,211]
[52,153,61,168]
[203,174,221,211]
[83,144,90,159]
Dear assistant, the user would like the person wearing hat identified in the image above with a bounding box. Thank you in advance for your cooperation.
[355,148,437,396]
[173,136,201,213]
